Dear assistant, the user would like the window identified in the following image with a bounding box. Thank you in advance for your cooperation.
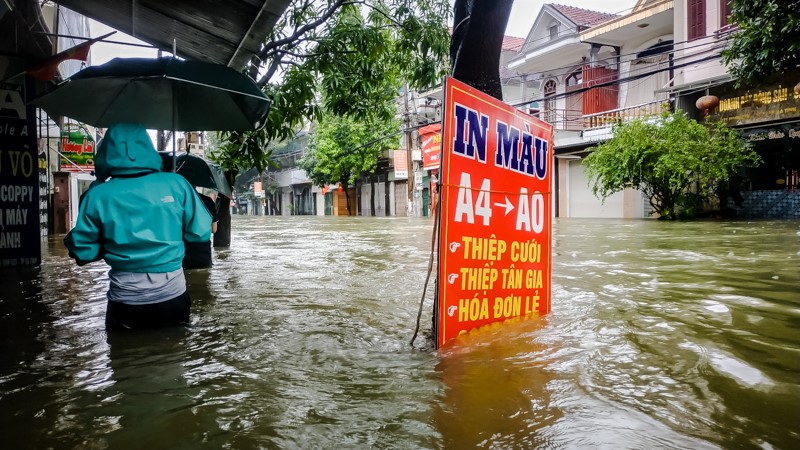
[544,80,557,124]
[566,71,582,87]
[720,0,731,27]
[688,0,706,40]
[549,24,559,40]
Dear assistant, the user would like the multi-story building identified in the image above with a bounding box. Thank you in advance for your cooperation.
[508,2,670,218]
[666,0,799,218]
[508,0,798,219]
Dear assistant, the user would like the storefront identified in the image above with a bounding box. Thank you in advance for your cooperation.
[701,75,800,218]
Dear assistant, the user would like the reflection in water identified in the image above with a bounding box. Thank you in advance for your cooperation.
[0,217,798,448]
[434,316,563,449]
[102,329,212,449]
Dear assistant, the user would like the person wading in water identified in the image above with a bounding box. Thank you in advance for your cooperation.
[65,123,212,329]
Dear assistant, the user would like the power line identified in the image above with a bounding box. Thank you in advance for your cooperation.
[511,51,723,107]
[499,39,729,106]
[501,31,733,89]
[510,3,642,51]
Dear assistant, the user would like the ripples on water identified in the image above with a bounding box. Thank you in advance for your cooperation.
[1,217,798,449]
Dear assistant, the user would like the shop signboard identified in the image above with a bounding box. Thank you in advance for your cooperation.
[60,125,95,172]
[393,150,408,179]
[740,122,800,143]
[708,77,800,126]
[0,55,40,266]
[436,77,554,348]
[420,123,441,170]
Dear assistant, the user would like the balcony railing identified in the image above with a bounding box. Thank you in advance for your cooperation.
[530,99,669,133]
[582,100,670,130]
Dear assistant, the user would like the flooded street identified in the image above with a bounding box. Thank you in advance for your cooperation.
[2,216,799,449]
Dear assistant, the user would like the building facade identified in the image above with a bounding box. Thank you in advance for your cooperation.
[667,0,799,218]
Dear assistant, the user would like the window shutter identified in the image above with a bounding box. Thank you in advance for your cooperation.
[688,0,706,40]
[720,0,731,27]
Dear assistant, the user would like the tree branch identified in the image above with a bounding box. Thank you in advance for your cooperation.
[254,0,360,86]
[359,1,407,30]
[259,55,284,86]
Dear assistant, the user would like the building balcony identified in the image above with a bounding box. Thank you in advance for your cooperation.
[583,99,669,131]
[538,99,669,147]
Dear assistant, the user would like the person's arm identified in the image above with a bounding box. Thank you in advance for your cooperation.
[199,194,219,234]
[64,194,104,265]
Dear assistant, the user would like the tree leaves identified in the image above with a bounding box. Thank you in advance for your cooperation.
[298,114,400,187]
[722,0,800,86]
[211,0,450,178]
[582,112,761,219]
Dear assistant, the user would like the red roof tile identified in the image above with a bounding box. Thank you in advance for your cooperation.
[502,36,525,51]
[551,4,618,27]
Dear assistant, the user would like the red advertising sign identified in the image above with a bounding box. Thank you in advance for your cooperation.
[59,127,95,172]
[420,123,441,170]
[436,77,554,348]
[393,150,408,179]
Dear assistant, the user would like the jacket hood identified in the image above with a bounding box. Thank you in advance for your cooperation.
[95,123,162,179]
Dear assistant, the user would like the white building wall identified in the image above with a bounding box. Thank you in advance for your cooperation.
[566,159,626,217]
[280,188,292,215]
[619,34,674,107]
[316,191,325,215]
[673,0,728,87]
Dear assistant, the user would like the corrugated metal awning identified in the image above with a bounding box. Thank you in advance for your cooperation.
[53,0,292,70]
[654,74,734,94]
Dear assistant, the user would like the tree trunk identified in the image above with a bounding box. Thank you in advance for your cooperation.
[450,0,513,101]
[214,193,232,247]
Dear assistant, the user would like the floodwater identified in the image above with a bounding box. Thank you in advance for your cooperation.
[1,217,799,449]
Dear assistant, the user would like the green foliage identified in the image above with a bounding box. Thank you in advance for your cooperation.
[210,0,450,175]
[722,0,800,86]
[298,114,400,187]
[582,112,761,220]
[232,167,260,193]
[209,129,274,185]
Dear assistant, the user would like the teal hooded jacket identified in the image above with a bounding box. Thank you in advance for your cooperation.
[64,123,212,273]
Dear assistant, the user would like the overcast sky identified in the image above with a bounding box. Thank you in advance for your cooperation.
[90,0,639,63]
[505,0,638,37]
[89,21,158,65]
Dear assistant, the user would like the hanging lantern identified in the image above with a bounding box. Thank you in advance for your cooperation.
[696,95,719,116]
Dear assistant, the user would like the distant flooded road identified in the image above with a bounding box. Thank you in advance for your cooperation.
[1,217,798,449]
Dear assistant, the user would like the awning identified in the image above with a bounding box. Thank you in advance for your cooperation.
[52,0,293,70]
[654,74,734,94]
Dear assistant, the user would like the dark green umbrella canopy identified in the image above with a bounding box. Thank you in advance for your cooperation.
[159,151,232,197]
[33,57,270,131]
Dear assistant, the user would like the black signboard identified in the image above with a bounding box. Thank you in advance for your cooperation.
[0,55,40,267]
[740,121,800,143]
[708,74,800,126]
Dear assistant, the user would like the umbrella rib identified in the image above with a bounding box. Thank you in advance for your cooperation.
[163,75,269,101]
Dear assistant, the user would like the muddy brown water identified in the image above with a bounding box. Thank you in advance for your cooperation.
[1,216,798,449]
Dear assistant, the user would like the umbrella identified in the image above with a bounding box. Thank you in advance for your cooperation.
[32,57,270,131]
[159,151,232,198]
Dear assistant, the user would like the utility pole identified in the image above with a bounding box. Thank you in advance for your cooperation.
[404,84,415,217]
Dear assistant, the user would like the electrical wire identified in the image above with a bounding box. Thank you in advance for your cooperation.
[500,41,729,106]
[510,51,724,107]
[501,28,735,87]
